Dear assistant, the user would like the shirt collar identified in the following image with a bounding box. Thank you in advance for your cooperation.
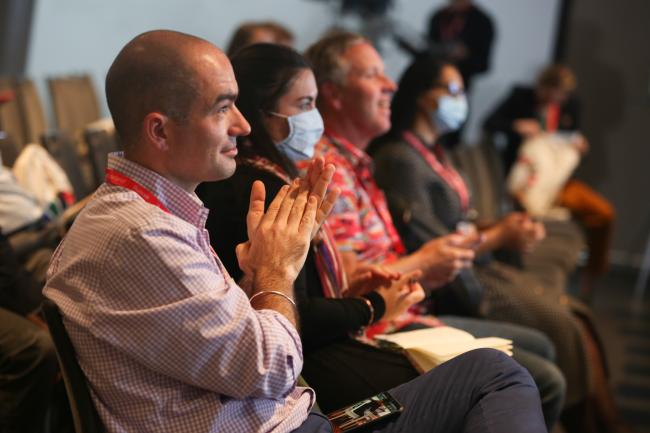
[106,152,209,228]
[324,130,373,171]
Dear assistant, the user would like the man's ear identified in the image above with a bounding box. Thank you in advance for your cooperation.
[320,81,344,112]
[142,112,170,151]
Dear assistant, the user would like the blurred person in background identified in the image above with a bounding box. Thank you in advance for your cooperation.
[427,0,495,147]
[484,64,615,299]
[226,20,294,56]
[427,0,494,92]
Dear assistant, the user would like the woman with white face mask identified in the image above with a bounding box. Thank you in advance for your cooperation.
[370,55,626,433]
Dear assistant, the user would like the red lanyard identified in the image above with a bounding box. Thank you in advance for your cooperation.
[403,131,470,212]
[105,168,219,260]
[105,168,171,214]
[544,104,560,132]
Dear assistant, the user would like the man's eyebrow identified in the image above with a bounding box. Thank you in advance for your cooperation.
[210,92,237,110]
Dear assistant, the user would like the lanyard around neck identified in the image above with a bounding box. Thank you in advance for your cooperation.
[105,168,171,214]
[403,131,470,212]
[105,167,224,265]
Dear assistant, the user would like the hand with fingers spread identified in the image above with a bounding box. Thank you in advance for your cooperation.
[416,233,475,288]
[302,157,340,238]
[236,179,314,291]
[236,157,338,291]
[375,270,425,322]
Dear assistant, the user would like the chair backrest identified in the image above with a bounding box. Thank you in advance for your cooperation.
[42,299,103,433]
[48,75,101,136]
[42,130,95,198]
[451,137,511,221]
[84,119,119,185]
[15,78,48,145]
[0,132,21,167]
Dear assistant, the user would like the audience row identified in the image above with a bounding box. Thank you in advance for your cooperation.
[1,10,622,433]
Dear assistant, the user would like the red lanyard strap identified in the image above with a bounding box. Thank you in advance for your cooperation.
[544,104,560,133]
[105,168,171,214]
[403,131,470,212]
[105,168,220,260]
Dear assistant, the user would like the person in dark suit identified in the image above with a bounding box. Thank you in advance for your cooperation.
[483,66,581,173]
[484,65,615,297]
[427,0,495,147]
[225,21,294,57]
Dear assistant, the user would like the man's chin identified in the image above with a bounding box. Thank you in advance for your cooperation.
[372,119,391,138]
[211,160,237,182]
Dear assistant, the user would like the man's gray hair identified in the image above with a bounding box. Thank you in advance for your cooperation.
[304,31,369,87]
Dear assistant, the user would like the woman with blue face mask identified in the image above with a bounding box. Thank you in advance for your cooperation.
[370,55,625,433]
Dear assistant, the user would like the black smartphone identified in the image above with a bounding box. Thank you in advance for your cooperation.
[326,391,403,433]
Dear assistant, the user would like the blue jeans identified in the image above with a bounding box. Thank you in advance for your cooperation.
[293,349,547,433]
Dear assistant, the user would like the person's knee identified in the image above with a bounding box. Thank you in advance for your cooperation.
[544,362,566,404]
[501,322,558,361]
[529,329,557,361]
[460,348,537,389]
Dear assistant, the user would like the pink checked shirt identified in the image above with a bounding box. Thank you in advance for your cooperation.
[44,153,314,433]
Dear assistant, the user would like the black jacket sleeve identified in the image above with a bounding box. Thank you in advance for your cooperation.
[483,86,539,172]
[483,87,527,135]
[559,97,581,131]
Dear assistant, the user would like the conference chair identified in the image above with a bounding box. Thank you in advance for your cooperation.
[83,119,119,185]
[48,74,101,137]
[42,299,103,433]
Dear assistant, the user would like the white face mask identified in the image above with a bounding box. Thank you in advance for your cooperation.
[431,94,468,135]
[270,108,324,161]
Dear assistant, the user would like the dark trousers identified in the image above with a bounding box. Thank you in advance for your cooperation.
[0,307,58,433]
[293,348,547,433]
[440,316,565,429]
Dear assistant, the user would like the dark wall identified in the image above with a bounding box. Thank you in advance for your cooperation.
[563,0,650,265]
[0,0,35,76]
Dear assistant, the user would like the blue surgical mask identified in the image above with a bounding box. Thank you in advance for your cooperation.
[431,94,468,135]
[270,109,324,161]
